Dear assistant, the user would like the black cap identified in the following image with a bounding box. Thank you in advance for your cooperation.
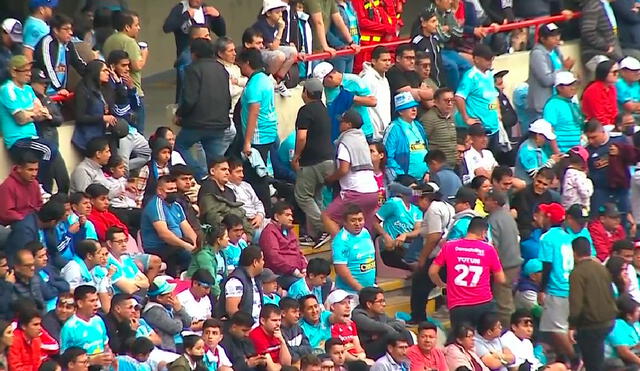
[494,70,509,79]
[340,109,363,129]
[472,44,495,60]
[539,23,561,38]
[566,204,589,224]
[455,186,477,206]
[598,203,621,218]
[468,123,489,137]
[30,68,50,84]
[419,6,437,21]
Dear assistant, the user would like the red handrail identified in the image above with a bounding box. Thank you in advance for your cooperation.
[300,11,581,62]
[50,92,75,102]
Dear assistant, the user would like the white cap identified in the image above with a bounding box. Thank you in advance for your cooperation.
[262,0,288,14]
[1,18,22,43]
[313,61,335,81]
[554,71,577,87]
[324,289,353,309]
[529,119,556,140]
[620,56,640,71]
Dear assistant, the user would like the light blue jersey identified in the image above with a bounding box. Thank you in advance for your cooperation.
[300,310,332,351]
[538,227,574,297]
[616,78,640,112]
[0,80,38,148]
[454,67,500,134]
[241,71,278,145]
[223,238,248,270]
[564,226,596,257]
[332,227,376,293]
[23,16,49,50]
[515,139,552,182]
[263,293,281,306]
[543,95,583,153]
[605,318,640,358]
[60,314,109,355]
[288,277,324,304]
[108,254,142,294]
[376,197,423,239]
[325,74,373,137]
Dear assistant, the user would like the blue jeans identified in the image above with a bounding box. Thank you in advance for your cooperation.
[175,127,233,179]
[591,187,630,217]
[331,55,354,74]
[175,49,192,104]
[134,97,145,134]
[442,49,472,91]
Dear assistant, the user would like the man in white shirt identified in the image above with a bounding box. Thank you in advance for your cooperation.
[226,158,267,230]
[177,269,214,334]
[360,46,392,140]
[462,123,498,184]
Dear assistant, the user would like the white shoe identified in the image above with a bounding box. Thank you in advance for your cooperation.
[275,81,292,97]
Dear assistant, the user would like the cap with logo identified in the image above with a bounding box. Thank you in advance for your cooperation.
[537,203,566,225]
[620,56,640,71]
[1,19,22,43]
[29,0,59,8]
[529,119,556,140]
[31,68,50,84]
[539,23,560,38]
[599,203,621,218]
[313,62,336,81]
[554,71,577,87]
[566,204,589,224]
[394,91,419,112]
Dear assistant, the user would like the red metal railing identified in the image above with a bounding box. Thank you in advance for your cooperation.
[50,92,75,102]
[300,11,581,62]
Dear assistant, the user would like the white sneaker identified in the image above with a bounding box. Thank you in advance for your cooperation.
[275,81,292,97]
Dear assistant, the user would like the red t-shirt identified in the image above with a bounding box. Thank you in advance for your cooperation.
[434,238,502,309]
[331,321,359,355]
[249,326,281,362]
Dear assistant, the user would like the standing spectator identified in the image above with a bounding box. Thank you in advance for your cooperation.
[411,7,444,87]
[612,0,640,59]
[237,47,277,212]
[292,78,334,243]
[455,45,501,150]
[569,237,618,371]
[303,0,359,56]
[462,123,498,184]
[543,71,583,153]
[407,321,447,371]
[0,154,42,227]
[511,168,555,240]
[429,217,505,328]
[485,190,522,327]
[421,87,457,168]
[562,147,593,212]
[249,304,293,367]
[279,297,313,363]
[322,110,379,236]
[215,36,243,150]
[327,0,359,74]
[386,44,433,113]
[162,0,226,103]
[313,61,377,139]
[580,0,623,73]
[616,56,640,115]
[332,204,376,294]
[8,308,44,371]
[352,287,413,360]
[22,0,57,62]
[102,10,148,133]
[514,119,560,183]
[140,175,197,277]
[370,334,410,371]
[0,18,23,84]
[589,203,627,262]
[174,38,232,181]
[359,46,392,140]
[42,293,75,342]
[351,0,396,72]
[582,60,620,126]
[33,14,86,95]
[527,23,574,123]
[384,92,429,181]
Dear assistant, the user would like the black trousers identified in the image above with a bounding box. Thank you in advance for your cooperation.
[576,325,613,371]
[363,328,414,360]
[148,244,191,277]
[109,207,142,239]
[450,301,496,330]
[410,258,445,322]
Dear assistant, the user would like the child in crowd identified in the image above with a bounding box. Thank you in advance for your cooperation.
[138,138,173,204]
[261,268,281,306]
[116,337,155,371]
[104,155,142,224]
[369,142,388,206]
[187,223,230,299]
[151,126,186,166]
[326,290,369,363]
[202,319,233,371]
[561,146,593,212]
[56,192,99,262]
[221,214,249,272]
[86,183,130,242]
[280,297,313,363]
[515,259,543,316]
[93,244,116,312]
[287,257,331,304]
[49,193,89,264]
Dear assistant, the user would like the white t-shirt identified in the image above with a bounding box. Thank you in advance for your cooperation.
[500,331,542,370]
[421,200,455,258]
[336,143,378,193]
[463,147,498,183]
[176,289,212,323]
[360,64,391,140]
[225,277,261,325]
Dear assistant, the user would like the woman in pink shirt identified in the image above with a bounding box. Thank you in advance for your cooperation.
[581,60,619,126]
[444,323,490,371]
[407,321,447,371]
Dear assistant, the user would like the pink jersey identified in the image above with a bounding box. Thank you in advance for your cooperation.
[434,239,502,309]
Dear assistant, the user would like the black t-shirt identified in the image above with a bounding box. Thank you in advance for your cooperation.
[386,65,422,112]
[295,100,335,166]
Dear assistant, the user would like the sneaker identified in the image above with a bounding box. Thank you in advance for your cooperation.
[299,234,315,246]
[313,233,331,249]
[275,81,292,97]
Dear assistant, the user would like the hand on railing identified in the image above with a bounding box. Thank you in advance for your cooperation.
[50,92,75,102]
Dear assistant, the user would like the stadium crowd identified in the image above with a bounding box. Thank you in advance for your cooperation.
[3,0,640,371]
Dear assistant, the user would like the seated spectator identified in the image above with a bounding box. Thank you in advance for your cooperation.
[527,23,574,123]
[86,183,129,242]
[543,71,583,153]
[608,256,632,298]
[407,321,447,371]
[515,119,560,183]
[250,3,298,97]
[313,61,377,139]
[327,290,368,362]
[59,347,90,371]
[187,223,228,298]
[287,257,331,303]
[141,175,197,277]
[421,88,457,169]
[514,259,543,312]
[8,307,44,371]
[168,334,207,371]
[370,334,410,371]
[116,336,156,371]
[177,269,214,332]
[103,156,141,236]
[170,164,201,236]
[0,18,22,82]
[474,313,515,371]
[220,311,267,371]
[138,138,174,205]
[248,304,292,367]
[384,92,429,181]
[611,240,640,304]
[259,201,306,287]
[322,110,379,236]
[70,137,134,198]
[411,8,444,87]
[512,168,555,240]
[352,287,413,360]
[300,294,333,352]
[33,14,86,95]
[616,57,640,117]
[359,46,392,140]
[227,158,266,232]
[0,56,59,193]
[260,268,281,306]
[56,192,99,261]
[60,285,113,369]
[462,123,498,184]
[198,157,252,233]
[215,245,264,323]
[42,293,75,342]
[583,60,620,127]
[589,203,627,262]
[151,127,186,166]
[28,241,69,312]
[0,152,42,227]
[561,147,593,212]
[580,0,623,73]
[103,294,137,355]
[105,226,150,294]
[279,297,312,363]
[444,323,489,371]
[325,338,348,371]
[300,354,322,371]
[202,318,233,371]
[12,247,45,312]
[143,277,192,353]
[605,295,640,366]
[61,239,102,291]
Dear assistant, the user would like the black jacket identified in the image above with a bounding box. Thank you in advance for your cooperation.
[102,312,137,355]
[163,2,226,58]
[220,332,256,371]
[34,92,64,130]
[176,57,231,131]
[42,310,64,341]
[34,34,87,91]
[611,0,640,50]
[214,266,262,319]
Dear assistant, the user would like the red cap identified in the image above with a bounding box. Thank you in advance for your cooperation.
[538,203,566,225]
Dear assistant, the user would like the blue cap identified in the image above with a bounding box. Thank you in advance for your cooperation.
[394,91,419,112]
[523,259,543,276]
[148,277,177,297]
[29,0,59,9]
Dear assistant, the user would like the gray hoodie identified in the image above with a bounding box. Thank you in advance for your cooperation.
[142,301,191,352]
